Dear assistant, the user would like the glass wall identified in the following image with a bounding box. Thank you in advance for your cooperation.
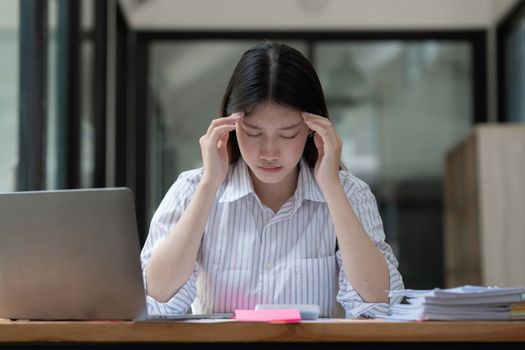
[147,39,473,289]
[316,41,471,186]
[315,41,472,288]
[0,0,19,192]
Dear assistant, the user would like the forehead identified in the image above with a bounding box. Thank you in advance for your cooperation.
[244,102,302,126]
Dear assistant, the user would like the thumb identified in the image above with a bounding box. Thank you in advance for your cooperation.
[217,130,230,151]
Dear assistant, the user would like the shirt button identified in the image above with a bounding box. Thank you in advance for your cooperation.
[265,262,273,271]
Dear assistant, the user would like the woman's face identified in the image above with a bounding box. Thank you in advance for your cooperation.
[236,102,309,185]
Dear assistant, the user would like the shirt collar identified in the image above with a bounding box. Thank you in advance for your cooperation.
[218,158,255,203]
[294,158,326,205]
[218,157,326,204]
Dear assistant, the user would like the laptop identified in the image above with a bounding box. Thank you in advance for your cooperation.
[0,188,147,320]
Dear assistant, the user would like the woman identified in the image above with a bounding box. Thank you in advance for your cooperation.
[141,41,404,318]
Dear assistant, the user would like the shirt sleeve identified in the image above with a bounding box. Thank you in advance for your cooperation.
[140,170,202,316]
[335,174,404,319]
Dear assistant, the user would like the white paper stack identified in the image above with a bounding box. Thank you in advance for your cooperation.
[383,285,525,321]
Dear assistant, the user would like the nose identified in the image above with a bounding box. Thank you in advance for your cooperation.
[259,136,280,162]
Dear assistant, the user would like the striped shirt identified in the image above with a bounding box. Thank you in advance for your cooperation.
[141,158,404,318]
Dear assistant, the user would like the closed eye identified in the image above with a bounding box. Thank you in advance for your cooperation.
[244,130,262,137]
[243,129,298,139]
[281,133,298,139]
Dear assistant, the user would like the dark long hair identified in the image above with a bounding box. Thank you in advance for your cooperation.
[220,41,330,168]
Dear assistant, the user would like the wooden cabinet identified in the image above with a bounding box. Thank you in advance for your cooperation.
[444,125,525,288]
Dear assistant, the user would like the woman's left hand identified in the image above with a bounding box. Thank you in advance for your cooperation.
[302,112,343,191]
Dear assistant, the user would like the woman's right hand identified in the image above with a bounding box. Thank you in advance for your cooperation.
[199,112,243,187]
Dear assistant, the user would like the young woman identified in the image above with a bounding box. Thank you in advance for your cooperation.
[141,41,404,318]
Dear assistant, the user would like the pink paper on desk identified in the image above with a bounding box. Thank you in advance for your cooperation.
[234,309,301,323]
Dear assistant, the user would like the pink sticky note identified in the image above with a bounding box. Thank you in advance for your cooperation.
[234,309,301,323]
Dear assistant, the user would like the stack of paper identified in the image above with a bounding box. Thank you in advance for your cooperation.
[384,285,525,321]
[512,303,525,319]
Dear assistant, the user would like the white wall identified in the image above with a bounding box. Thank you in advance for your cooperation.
[2,0,516,31]
[119,0,511,30]
[491,0,519,23]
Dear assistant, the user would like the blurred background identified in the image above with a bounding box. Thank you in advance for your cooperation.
[1,0,524,290]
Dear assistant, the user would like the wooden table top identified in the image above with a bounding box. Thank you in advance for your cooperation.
[1,319,525,343]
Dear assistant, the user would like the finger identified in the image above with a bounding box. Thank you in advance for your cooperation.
[302,112,332,126]
[206,112,243,136]
[303,116,334,134]
[229,110,244,118]
[304,119,334,151]
[206,112,242,136]
[301,111,323,118]
[217,127,232,151]
[304,120,333,136]
[209,124,237,150]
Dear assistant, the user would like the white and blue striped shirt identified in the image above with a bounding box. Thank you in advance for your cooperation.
[141,158,404,318]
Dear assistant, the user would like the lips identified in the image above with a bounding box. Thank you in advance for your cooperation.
[258,165,283,172]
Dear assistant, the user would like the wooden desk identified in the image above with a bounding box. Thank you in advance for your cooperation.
[1,319,525,348]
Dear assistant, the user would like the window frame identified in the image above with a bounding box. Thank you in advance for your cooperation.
[496,0,525,122]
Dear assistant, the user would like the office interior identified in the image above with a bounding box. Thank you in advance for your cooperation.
[1,0,524,292]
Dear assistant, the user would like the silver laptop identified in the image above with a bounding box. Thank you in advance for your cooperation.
[0,188,147,320]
